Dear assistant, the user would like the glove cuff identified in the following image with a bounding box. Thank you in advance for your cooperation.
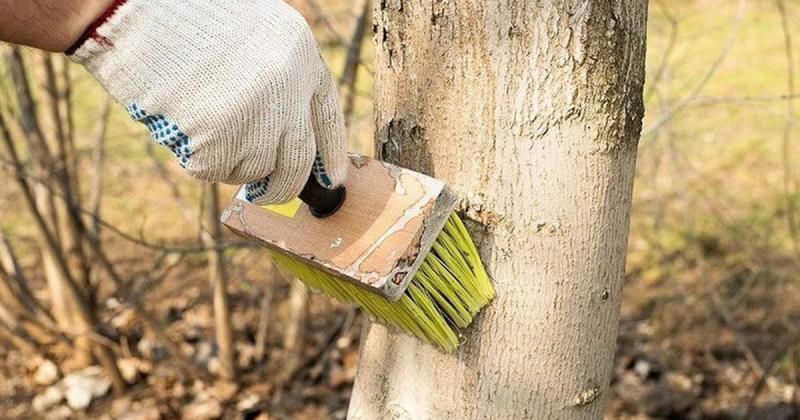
[65,0,131,55]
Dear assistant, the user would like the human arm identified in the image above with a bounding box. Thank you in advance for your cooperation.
[0,0,115,52]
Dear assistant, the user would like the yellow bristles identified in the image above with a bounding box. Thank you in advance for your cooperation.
[269,212,495,352]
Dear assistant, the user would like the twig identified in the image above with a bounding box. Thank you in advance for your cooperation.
[743,330,800,419]
[144,143,214,243]
[42,56,68,159]
[305,0,346,46]
[689,94,800,106]
[89,97,112,239]
[643,0,747,137]
[279,307,356,390]
[60,56,76,174]
[77,191,215,383]
[339,0,372,129]
[125,252,186,297]
[254,282,273,363]
[0,231,51,320]
[775,0,799,254]
[0,318,54,359]
[0,156,254,254]
[709,291,764,376]
[0,111,127,393]
[6,47,53,165]
[643,0,679,102]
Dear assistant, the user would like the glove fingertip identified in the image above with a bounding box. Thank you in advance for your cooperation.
[312,151,348,189]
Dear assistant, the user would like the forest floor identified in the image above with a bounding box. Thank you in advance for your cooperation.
[2,0,800,418]
[0,238,364,419]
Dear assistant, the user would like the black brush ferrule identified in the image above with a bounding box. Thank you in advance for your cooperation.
[298,173,346,218]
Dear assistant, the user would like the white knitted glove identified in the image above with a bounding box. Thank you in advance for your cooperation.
[68,0,347,204]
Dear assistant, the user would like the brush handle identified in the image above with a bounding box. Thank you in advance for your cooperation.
[298,173,347,218]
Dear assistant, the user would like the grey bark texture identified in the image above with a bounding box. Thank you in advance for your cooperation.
[348,1,648,419]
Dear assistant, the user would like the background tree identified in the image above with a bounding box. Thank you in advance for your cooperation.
[2,49,126,391]
[348,1,648,418]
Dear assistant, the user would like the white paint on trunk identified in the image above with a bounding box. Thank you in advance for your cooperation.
[348,0,648,418]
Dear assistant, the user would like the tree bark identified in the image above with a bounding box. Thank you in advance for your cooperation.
[47,52,110,369]
[348,1,647,419]
[339,0,372,128]
[254,283,272,364]
[282,279,309,360]
[204,183,236,380]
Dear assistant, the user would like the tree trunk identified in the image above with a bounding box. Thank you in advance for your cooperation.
[204,183,236,380]
[348,1,647,419]
[282,279,309,359]
[254,283,272,364]
[339,0,372,129]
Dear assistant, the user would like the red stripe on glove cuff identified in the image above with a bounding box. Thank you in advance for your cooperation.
[65,0,129,55]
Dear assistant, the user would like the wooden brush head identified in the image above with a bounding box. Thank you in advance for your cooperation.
[220,154,458,301]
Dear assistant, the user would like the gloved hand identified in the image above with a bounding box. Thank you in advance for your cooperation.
[67,0,347,205]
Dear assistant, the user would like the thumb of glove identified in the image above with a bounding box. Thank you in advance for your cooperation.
[309,68,348,189]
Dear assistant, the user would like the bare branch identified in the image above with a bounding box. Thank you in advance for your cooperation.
[144,143,214,243]
[42,55,68,155]
[643,0,679,102]
[643,0,747,137]
[0,155,254,253]
[89,97,112,239]
[689,93,800,106]
[339,0,372,129]
[0,317,54,359]
[709,291,764,377]
[204,183,236,380]
[254,285,272,364]
[305,0,346,46]
[775,0,799,254]
[0,231,53,321]
[0,111,127,393]
[6,47,53,167]
[60,56,76,165]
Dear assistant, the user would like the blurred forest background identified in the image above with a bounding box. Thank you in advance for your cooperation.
[0,0,799,418]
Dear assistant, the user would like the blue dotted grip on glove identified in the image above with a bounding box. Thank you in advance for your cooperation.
[126,103,193,168]
[126,103,338,206]
[246,150,332,204]
[312,152,333,188]
[245,179,270,203]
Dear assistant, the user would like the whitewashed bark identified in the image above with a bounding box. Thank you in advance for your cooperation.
[348,1,647,419]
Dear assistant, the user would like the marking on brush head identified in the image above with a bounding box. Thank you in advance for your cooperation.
[330,237,343,249]
[261,198,302,218]
[341,172,444,287]
[229,201,249,233]
[348,153,368,168]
